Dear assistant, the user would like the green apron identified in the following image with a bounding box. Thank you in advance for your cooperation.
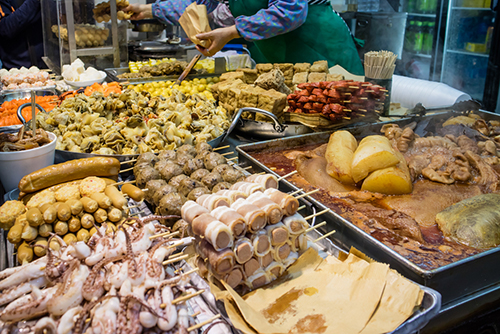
[227,0,364,75]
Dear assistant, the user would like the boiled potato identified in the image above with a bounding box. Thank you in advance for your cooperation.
[325,131,357,185]
[361,151,412,195]
[351,135,400,183]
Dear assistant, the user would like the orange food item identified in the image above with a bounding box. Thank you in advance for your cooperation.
[84,82,122,97]
[0,96,59,127]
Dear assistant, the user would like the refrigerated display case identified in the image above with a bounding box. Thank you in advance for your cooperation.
[40,0,128,73]
[440,0,494,100]
[400,0,441,80]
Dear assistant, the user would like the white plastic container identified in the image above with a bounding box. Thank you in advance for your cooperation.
[0,132,57,192]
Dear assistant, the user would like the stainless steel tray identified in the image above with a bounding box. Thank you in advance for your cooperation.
[235,110,500,307]
[54,131,228,164]
[105,57,227,84]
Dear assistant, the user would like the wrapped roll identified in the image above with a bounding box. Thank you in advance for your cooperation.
[196,256,209,278]
[265,261,285,280]
[265,222,289,246]
[257,251,274,268]
[197,194,230,211]
[181,200,209,224]
[245,174,278,189]
[216,190,247,203]
[211,206,247,238]
[273,241,292,263]
[283,251,299,268]
[264,188,299,216]
[231,198,266,233]
[250,230,272,257]
[290,234,308,253]
[233,238,254,264]
[282,213,309,235]
[198,239,235,275]
[246,269,270,290]
[222,266,244,288]
[231,182,265,196]
[192,214,233,250]
[246,192,283,225]
[242,257,261,277]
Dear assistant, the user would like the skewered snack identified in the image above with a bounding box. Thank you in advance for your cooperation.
[0,218,211,333]
[0,127,53,152]
[35,89,229,154]
[0,68,54,90]
[182,184,311,291]
[286,80,386,121]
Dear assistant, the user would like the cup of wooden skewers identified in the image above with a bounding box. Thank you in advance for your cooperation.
[0,127,56,192]
[364,50,397,117]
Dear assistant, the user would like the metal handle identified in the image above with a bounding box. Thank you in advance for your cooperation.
[16,103,45,125]
[221,107,287,142]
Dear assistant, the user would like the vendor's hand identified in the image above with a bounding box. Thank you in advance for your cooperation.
[124,4,153,20]
[195,25,240,57]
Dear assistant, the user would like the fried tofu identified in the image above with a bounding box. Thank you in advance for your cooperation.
[310,60,329,73]
[327,73,344,81]
[308,72,327,83]
[294,63,311,73]
[220,71,245,82]
[239,86,260,108]
[216,79,245,101]
[255,69,285,90]
[293,72,309,85]
[257,89,287,115]
[237,68,259,84]
[274,63,294,72]
[228,86,243,110]
[256,63,273,74]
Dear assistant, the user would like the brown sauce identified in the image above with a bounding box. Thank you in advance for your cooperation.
[249,143,481,270]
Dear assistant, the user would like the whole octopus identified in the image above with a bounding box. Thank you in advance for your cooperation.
[34,89,229,155]
[0,215,204,334]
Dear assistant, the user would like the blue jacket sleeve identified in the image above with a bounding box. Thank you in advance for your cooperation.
[0,0,41,38]
[234,0,308,41]
[152,0,218,26]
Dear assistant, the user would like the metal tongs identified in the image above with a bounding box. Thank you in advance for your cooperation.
[16,91,43,132]
[404,99,482,117]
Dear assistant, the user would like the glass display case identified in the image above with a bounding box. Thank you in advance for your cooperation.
[40,0,128,73]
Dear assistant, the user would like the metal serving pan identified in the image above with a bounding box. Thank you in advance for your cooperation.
[54,131,228,164]
[235,110,500,308]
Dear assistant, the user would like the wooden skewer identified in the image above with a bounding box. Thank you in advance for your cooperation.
[343,109,352,112]
[213,145,230,151]
[297,205,306,211]
[172,289,205,305]
[241,166,252,170]
[277,170,297,181]
[120,166,134,173]
[305,221,326,233]
[289,189,303,196]
[221,151,234,156]
[111,180,136,187]
[167,240,186,249]
[129,210,144,217]
[120,159,137,165]
[149,230,180,240]
[349,86,360,89]
[168,251,185,259]
[254,172,266,176]
[380,89,388,92]
[126,204,141,210]
[190,311,201,317]
[226,157,238,161]
[163,254,189,265]
[182,267,199,276]
[188,314,222,332]
[314,230,336,243]
[304,208,330,220]
[295,188,320,199]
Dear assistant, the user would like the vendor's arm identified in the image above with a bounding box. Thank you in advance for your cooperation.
[126,0,217,24]
[0,0,41,38]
